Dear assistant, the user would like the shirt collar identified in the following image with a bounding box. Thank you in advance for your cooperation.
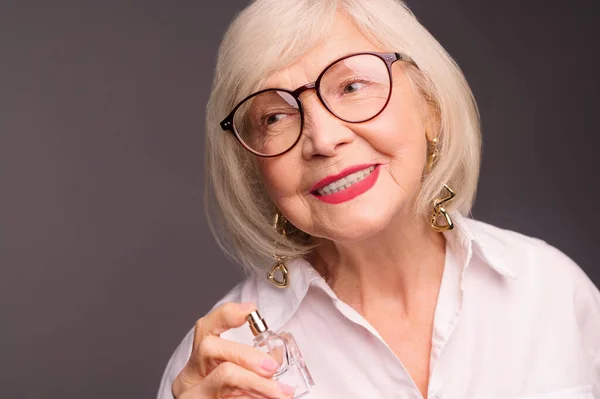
[449,212,518,280]
[256,212,517,331]
[256,256,324,332]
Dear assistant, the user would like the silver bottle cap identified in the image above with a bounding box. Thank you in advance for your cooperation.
[246,310,268,336]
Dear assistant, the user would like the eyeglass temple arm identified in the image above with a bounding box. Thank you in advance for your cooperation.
[220,112,235,132]
[220,119,232,131]
[396,52,416,66]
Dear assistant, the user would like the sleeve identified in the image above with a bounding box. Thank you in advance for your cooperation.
[594,355,599,399]
[571,264,600,397]
[552,242,600,395]
[538,240,600,393]
[156,327,195,399]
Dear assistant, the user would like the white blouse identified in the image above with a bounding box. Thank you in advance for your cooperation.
[157,214,600,399]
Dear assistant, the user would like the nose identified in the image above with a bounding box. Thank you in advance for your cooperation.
[299,94,355,159]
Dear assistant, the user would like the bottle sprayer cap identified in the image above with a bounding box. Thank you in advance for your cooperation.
[246,310,268,336]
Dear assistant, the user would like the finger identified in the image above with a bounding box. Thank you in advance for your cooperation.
[179,383,265,399]
[199,362,295,399]
[174,302,261,396]
[177,381,265,399]
[191,335,280,378]
[193,302,257,348]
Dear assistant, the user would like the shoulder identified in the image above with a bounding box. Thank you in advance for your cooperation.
[465,217,592,286]
[465,216,600,350]
[156,275,260,399]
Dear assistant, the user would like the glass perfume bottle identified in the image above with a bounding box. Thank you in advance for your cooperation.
[246,310,315,398]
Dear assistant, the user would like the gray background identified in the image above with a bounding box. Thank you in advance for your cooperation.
[1,0,598,398]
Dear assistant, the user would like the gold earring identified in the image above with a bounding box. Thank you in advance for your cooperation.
[267,210,289,288]
[426,135,456,232]
[431,185,455,232]
[426,136,439,174]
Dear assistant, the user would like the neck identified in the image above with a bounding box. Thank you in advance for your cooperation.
[310,209,446,317]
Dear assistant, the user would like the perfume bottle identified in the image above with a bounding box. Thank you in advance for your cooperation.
[246,311,315,398]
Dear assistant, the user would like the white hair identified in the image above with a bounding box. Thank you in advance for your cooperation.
[205,0,481,275]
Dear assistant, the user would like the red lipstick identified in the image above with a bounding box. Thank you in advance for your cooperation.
[310,164,380,204]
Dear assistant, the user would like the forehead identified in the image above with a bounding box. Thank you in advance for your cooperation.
[262,14,385,89]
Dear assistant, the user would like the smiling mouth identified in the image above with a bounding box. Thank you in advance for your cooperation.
[313,165,377,196]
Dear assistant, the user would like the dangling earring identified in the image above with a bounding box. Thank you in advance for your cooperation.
[426,134,456,232]
[431,185,455,232]
[267,210,289,288]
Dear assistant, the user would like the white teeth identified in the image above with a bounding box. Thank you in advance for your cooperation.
[316,165,376,196]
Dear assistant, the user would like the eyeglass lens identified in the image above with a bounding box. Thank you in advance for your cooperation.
[232,53,392,156]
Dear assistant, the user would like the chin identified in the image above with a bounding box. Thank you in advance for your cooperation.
[312,207,397,243]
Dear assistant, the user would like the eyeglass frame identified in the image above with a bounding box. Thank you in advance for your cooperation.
[219,51,416,157]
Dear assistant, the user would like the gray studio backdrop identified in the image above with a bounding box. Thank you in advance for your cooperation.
[1,0,598,398]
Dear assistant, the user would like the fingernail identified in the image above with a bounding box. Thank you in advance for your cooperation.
[277,382,295,395]
[260,356,278,371]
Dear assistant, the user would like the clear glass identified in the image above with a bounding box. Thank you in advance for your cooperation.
[253,330,315,398]
[233,90,301,157]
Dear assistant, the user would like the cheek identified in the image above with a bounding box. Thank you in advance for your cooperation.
[353,89,428,185]
[257,156,302,202]
[380,80,426,155]
[357,108,425,161]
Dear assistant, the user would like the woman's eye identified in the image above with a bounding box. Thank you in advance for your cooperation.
[265,113,286,125]
[342,81,366,94]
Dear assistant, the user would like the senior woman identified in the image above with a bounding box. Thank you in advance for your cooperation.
[158,0,600,398]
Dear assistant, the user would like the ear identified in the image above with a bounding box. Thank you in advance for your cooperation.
[424,116,439,142]
[419,98,440,142]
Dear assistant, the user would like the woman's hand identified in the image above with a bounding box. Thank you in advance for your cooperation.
[172,302,296,399]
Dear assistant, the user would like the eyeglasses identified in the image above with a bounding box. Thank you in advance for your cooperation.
[220,51,414,157]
